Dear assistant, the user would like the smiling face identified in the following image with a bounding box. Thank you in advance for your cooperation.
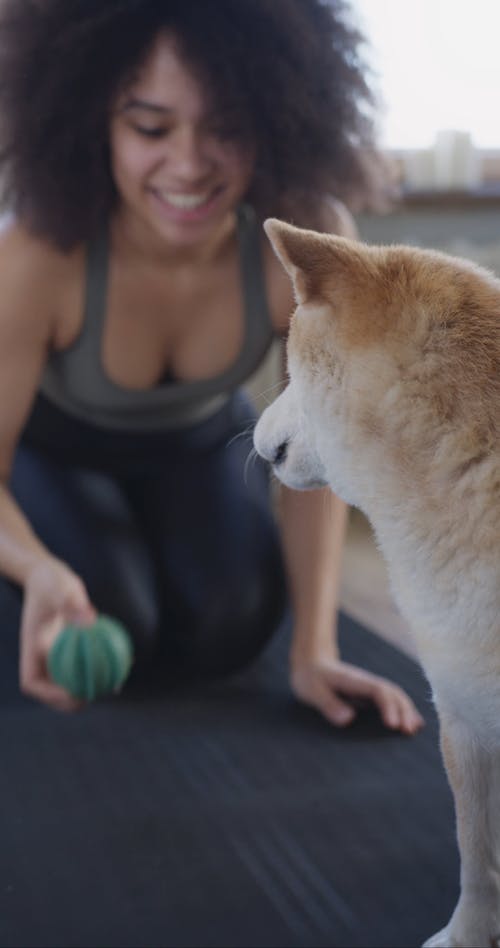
[109,32,256,249]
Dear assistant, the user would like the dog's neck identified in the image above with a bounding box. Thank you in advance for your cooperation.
[368,476,500,649]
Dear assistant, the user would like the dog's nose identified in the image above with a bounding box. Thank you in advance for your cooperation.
[272,440,289,466]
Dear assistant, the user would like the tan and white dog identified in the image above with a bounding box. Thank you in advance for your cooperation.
[254,219,500,948]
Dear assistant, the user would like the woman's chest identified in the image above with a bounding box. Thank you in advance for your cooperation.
[60,254,246,390]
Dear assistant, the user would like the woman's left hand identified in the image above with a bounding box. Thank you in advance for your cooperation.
[290,654,425,735]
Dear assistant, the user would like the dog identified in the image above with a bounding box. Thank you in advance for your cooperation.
[254,218,500,948]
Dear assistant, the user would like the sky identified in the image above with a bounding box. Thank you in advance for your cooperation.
[352,0,500,149]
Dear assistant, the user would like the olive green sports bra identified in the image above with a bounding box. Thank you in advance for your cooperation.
[40,205,274,431]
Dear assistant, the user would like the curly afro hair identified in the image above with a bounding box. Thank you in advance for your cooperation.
[0,0,380,248]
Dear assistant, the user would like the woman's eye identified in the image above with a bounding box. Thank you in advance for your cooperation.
[133,126,168,139]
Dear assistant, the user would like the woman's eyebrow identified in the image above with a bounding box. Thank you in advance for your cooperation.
[121,98,172,114]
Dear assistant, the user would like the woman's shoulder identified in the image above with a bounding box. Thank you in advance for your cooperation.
[0,215,77,277]
[317,196,358,239]
[263,197,358,335]
[0,216,84,346]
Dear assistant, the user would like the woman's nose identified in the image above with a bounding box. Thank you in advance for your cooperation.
[167,127,212,180]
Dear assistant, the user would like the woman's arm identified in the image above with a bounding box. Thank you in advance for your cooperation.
[279,486,346,666]
[278,477,423,733]
[0,226,63,581]
[0,225,95,708]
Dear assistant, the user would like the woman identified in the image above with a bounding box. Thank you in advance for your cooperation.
[0,0,423,732]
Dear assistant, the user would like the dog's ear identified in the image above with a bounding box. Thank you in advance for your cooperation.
[264,218,362,305]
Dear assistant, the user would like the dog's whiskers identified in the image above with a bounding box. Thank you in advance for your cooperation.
[254,378,287,406]
[243,446,259,486]
[226,423,255,450]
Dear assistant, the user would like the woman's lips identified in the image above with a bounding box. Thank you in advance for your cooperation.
[150,185,225,222]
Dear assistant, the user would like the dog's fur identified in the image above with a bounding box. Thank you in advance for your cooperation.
[254,219,500,948]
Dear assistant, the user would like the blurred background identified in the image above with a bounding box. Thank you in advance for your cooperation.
[357,0,500,152]
[354,0,500,264]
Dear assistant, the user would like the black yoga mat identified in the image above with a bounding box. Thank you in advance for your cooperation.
[0,605,459,948]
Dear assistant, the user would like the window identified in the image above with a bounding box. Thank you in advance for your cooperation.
[354,0,500,189]
[355,0,500,149]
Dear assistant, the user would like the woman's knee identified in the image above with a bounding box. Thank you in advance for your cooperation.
[90,571,160,664]
[176,538,288,676]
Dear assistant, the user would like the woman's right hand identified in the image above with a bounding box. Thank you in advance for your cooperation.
[20,557,97,711]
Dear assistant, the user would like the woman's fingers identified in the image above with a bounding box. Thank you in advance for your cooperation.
[366,681,424,735]
[315,683,357,727]
[20,614,84,712]
[20,639,82,711]
[322,661,425,735]
[20,673,83,712]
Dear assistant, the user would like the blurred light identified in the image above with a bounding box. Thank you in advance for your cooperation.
[353,0,500,148]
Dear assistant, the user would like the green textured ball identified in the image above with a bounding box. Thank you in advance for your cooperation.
[48,615,134,701]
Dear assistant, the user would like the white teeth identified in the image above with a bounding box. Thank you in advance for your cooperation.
[158,191,212,209]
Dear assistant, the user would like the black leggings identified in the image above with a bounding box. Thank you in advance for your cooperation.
[6,392,287,680]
